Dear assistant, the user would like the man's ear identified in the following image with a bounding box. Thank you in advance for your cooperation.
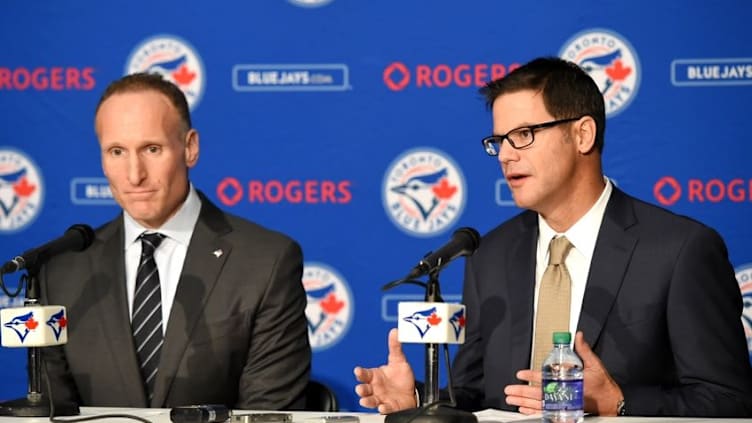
[575,116,597,155]
[184,129,200,168]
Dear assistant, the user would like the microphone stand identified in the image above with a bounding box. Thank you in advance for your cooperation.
[0,266,79,417]
[385,267,476,423]
[423,268,441,405]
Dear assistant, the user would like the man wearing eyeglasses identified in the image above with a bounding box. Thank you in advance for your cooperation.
[353,57,752,417]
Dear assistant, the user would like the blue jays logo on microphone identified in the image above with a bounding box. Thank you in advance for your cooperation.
[45,308,68,341]
[403,306,442,338]
[560,29,641,117]
[0,148,43,233]
[3,311,39,342]
[303,262,353,351]
[448,308,466,341]
[126,34,206,110]
[383,148,466,238]
[735,263,752,361]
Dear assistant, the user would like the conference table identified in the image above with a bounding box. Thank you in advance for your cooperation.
[0,408,749,423]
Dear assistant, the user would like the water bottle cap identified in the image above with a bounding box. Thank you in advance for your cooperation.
[552,331,571,344]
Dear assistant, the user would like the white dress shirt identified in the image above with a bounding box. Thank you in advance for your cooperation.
[530,178,613,362]
[123,185,202,333]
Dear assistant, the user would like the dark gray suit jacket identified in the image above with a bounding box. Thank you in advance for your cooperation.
[40,193,311,409]
[451,187,752,416]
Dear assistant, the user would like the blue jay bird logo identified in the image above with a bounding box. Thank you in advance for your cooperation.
[3,311,39,342]
[403,307,442,338]
[0,168,30,217]
[390,168,452,221]
[303,262,353,351]
[735,264,752,361]
[577,50,626,94]
[126,35,205,110]
[45,309,68,341]
[383,148,467,237]
[305,283,341,334]
[145,55,188,77]
[381,147,466,237]
[559,29,640,117]
[448,308,466,340]
[0,149,43,233]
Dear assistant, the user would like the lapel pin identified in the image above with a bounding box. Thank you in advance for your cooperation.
[213,249,223,258]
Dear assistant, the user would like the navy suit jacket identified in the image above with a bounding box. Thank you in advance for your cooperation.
[451,187,752,416]
[40,193,311,410]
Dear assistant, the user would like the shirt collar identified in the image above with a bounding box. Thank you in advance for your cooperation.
[538,177,613,259]
[123,184,202,249]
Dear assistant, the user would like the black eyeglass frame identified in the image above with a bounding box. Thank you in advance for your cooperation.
[481,116,584,155]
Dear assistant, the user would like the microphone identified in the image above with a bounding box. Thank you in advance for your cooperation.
[1,224,95,274]
[405,227,480,279]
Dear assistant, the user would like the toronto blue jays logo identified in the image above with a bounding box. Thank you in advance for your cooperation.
[303,262,353,351]
[3,311,39,342]
[45,309,68,341]
[403,307,442,338]
[448,308,466,341]
[0,149,44,233]
[383,148,466,237]
[560,29,641,117]
[735,264,752,361]
[126,34,205,110]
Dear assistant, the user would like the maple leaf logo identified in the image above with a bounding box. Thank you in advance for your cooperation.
[432,178,457,200]
[13,176,36,197]
[605,59,631,81]
[320,293,344,314]
[25,317,38,330]
[172,64,196,86]
[58,316,67,328]
[427,312,442,326]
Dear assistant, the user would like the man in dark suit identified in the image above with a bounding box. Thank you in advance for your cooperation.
[353,57,752,416]
[40,73,311,409]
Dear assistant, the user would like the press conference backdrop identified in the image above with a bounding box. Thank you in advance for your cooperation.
[1,0,751,410]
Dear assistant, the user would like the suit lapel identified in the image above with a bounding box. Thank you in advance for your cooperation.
[152,196,232,407]
[508,212,538,370]
[93,219,148,406]
[578,188,638,347]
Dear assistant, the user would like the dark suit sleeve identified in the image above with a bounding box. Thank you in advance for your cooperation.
[448,256,487,411]
[236,239,311,410]
[622,225,752,416]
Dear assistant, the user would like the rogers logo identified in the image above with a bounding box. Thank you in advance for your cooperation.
[0,67,96,91]
[654,176,752,206]
[383,62,521,91]
[217,178,352,206]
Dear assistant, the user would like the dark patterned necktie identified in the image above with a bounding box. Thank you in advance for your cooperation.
[131,232,166,401]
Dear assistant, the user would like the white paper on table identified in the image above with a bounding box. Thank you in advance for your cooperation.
[474,408,542,423]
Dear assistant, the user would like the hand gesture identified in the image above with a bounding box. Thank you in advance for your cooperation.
[353,328,417,414]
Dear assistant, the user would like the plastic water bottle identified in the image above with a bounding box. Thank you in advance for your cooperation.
[541,331,584,423]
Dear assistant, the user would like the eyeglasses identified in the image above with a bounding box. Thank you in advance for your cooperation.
[481,117,583,156]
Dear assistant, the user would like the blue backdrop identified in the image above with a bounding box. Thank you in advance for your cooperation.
[1,0,751,411]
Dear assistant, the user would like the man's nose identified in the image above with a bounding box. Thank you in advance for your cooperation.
[498,139,519,165]
[128,157,146,185]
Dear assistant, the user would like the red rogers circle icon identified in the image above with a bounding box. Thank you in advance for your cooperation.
[383,62,411,91]
[654,176,682,206]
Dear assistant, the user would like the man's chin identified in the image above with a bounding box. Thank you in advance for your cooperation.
[123,206,161,226]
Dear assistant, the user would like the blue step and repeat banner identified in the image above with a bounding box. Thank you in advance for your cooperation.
[1,0,751,410]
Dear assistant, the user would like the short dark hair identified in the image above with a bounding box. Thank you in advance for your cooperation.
[480,57,606,152]
[95,72,192,131]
